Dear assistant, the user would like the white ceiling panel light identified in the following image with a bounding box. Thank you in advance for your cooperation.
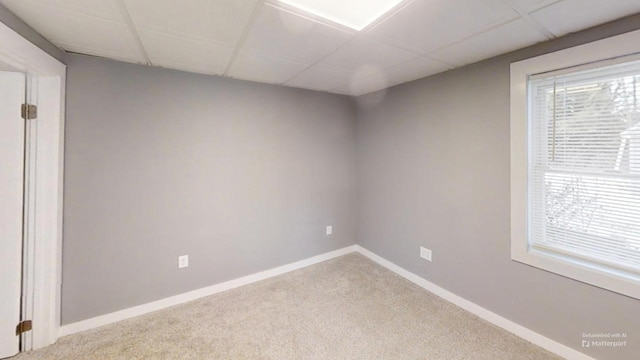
[276,0,405,31]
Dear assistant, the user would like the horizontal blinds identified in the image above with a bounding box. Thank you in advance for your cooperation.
[529,59,640,274]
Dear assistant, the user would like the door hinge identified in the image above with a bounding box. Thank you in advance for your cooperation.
[21,103,37,120]
[16,320,32,335]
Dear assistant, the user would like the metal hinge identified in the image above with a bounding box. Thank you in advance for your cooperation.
[16,320,32,335]
[21,103,37,120]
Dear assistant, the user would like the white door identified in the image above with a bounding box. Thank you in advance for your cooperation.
[0,70,26,358]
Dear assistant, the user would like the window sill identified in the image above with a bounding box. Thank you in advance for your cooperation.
[512,245,640,300]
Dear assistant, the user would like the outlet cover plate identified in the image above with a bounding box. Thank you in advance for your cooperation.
[420,247,432,262]
[326,226,333,235]
[178,255,189,269]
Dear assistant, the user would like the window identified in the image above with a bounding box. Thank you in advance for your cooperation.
[511,30,640,299]
[529,62,640,272]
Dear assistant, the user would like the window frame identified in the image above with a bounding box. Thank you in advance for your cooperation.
[510,29,640,300]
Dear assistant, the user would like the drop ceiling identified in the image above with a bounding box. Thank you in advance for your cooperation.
[2,0,640,96]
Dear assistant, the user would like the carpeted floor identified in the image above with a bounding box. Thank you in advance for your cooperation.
[15,253,560,359]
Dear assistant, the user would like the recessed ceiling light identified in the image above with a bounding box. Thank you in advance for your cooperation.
[276,0,404,31]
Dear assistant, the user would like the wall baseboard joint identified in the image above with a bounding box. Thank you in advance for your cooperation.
[354,245,595,360]
[59,244,594,360]
[58,245,357,337]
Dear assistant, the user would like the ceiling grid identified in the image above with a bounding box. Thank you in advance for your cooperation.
[222,0,266,77]
[115,0,151,65]
[2,0,639,95]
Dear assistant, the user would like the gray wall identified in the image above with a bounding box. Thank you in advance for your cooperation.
[33,8,640,358]
[355,15,640,360]
[0,4,65,63]
[62,54,357,324]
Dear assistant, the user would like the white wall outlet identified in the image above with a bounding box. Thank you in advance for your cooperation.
[178,255,189,269]
[326,226,333,235]
[420,247,432,262]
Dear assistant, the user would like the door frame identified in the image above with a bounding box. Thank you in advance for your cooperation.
[0,21,65,350]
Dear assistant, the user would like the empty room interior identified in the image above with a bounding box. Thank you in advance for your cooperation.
[2,0,640,359]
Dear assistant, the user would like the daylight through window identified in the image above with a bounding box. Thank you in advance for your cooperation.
[528,59,640,274]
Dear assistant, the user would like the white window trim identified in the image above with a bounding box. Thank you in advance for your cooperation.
[510,29,640,300]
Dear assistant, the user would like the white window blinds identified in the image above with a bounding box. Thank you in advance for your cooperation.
[529,59,640,274]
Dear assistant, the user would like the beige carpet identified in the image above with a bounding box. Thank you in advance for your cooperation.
[16,254,560,359]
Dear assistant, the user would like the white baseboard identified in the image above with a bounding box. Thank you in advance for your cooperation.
[354,245,595,360]
[58,243,594,360]
[58,245,357,337]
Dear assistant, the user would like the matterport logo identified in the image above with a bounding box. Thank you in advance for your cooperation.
[582,332,627,348]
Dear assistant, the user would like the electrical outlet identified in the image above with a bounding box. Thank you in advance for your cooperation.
[420,247,432,262]
[178,255,189,269]
[326,226,333,235]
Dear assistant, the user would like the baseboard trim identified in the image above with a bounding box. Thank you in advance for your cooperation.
[59,244,594,360]
[354,245,595,360]
[58,245,357,337]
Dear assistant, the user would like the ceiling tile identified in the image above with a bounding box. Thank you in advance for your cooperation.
[242,4,353,63]
[531,0,640,37]
[384,56,451,85]
[366,0,518,54]
[0,0,145,63]
[285,66,350,91]
[123,0,258,46]
[505,0,560,13]
[430,18,547,66]
[332,67,393,96]
[1,0,123,22]
[138,30,233,76]
[5,0,640,95]
[228,51,310,84]
[317,37,415,73]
